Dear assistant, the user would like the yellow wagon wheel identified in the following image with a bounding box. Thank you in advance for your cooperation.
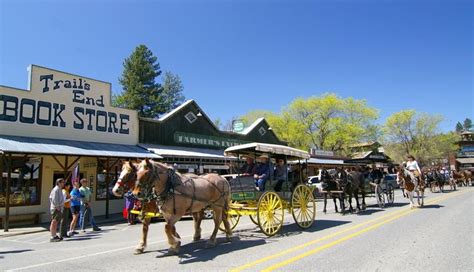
[219,213,240,232]
[291,184,316,229]
[257,191,284,236]
[249,214,258,225]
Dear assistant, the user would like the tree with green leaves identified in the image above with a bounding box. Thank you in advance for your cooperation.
[113,45,169,118]
[383,110,443,164]
[456,122,464,132]
[463,118,472,131]
[161,71,185,113]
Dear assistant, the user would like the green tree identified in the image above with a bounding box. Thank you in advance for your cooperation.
[161,71,185,113]
[114,45,163,118]
[456,122,464,132]
[383,110,443,164]
[463,118,472,131]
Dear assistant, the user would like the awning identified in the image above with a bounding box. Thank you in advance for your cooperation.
[456,158,474,164]
[224,142,310,160]
[307,158,345,165]
[0,135,161,158]
[140,144,230,160]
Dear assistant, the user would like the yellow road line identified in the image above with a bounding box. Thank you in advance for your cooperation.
[261,189,471,272]
[230,188,471,272]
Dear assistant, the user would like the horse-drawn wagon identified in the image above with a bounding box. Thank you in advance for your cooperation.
[221,142,315,236]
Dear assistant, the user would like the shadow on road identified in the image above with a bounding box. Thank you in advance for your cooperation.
[421,204,444,209]
[0,249,33,259]
[154,236,265,264]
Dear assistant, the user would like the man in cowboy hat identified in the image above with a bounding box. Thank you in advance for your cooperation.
[254,154,270,191]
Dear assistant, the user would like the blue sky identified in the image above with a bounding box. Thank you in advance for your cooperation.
[1,0,472,132]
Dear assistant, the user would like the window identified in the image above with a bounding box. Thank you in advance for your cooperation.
[1,157,42,207]
[185,112,198,124]
[96,162,121,201]
[258,127,266,136]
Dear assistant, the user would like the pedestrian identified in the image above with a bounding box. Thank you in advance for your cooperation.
[59,182,72,238]
[49,178,65,242]
[78,178,101,232]
[68,180,82,236]
[124,190,137,225]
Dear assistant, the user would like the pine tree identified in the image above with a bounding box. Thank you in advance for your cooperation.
[161,71,185,113]
[463,118,472,131]
[455,122,464,132]
[114,45,164,118]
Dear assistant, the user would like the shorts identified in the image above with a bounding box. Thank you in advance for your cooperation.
[51,209,62,221]
[71,206,80,215]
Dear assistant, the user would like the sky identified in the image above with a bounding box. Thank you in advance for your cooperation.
[1,0,472,132]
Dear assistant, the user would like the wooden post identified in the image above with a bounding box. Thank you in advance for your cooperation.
[4,153,12,232]
[105,158,110,219]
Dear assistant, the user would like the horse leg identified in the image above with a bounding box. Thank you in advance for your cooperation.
[207,207,224,248]
[192,210,204,241]
[134,217,151,255]
[408,191,414,208]
[347,193,354,213]
[221,208,232,242]
[323,193,328,214]
[165,217,181,255]
[354,190,361,212]
[339,193,345,214]
[332,194,339,213]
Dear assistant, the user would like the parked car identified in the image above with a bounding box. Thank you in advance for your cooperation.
[307,173,324,197]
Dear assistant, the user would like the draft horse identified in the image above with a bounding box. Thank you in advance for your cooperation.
[397,166,425,208]
[134,159,232,255]
[112,161,162,254]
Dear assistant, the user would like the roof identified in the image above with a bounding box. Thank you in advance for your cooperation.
[0,135,161,158]
[456,157,474,164]
[351,151,373,159]
[139,144,232,160]
[224,142,310,160]
[158,100,194,121]
[239,118,265,135]
[348,142,379,148]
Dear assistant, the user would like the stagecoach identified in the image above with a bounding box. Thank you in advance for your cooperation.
[220,142,315,236]
[363,174,395,208]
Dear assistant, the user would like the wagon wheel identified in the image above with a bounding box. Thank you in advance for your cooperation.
[249,214,259,225]
[375,184,385,208]
[386,184,395,205]
[291,184,316,229]
[257,191,284,236]
[219,213,240,232]
[219,201,241,232]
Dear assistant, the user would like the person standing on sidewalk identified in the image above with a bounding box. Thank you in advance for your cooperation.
[68,180,81,236]
[49,178,65,242]
[79,178,101,232]
[59,182,72,238]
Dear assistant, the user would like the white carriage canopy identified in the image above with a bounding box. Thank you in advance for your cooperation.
[224,142,310,160]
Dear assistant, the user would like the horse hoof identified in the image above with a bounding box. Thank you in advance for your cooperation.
[226,235,232,243]
[134,248,144,255]
[206,240,217,248]
[168,242,181,255]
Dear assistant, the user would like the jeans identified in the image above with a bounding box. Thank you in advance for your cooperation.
[79,204,98,230]
[256,178,266,191]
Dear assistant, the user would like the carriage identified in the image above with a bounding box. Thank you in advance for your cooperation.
[220,142,315,236]
[362,174,395,208]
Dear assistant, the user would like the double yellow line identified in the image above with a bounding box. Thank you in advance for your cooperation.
[231,188,472,272]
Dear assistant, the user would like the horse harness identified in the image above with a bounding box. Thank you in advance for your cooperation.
[140,167,229,215]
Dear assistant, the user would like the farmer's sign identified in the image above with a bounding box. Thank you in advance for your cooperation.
[0,65,138,145]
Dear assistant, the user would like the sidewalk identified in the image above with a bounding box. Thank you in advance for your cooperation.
[0,213,125,238]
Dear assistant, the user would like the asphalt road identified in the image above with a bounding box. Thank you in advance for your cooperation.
[1,186,473,272]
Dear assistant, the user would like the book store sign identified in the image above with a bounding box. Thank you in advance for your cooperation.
[0,65,138,145]
[174,132,247,148]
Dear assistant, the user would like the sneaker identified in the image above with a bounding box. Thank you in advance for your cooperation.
[82,229,86,233]
[72,231,79,235]
[50,236,61,242]
[61,234,70,238]
[67,231,73,237]
[58,236,64,241]
[92,227,102,231]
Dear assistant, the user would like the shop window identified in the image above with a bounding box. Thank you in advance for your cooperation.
[1,157,42,207]
[96,163,121,201]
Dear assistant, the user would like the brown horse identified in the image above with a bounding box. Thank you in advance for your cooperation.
[397,167,425,208]
[112,161,160,254]
[134,159,232,255]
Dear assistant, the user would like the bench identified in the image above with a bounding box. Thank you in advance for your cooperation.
[0,212,44,228]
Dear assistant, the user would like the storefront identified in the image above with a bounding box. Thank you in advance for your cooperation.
[456,131,474,170]
[0,65,159,230]
[139,100,286,174]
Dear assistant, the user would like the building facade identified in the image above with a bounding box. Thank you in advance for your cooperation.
[0,65,158,228]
